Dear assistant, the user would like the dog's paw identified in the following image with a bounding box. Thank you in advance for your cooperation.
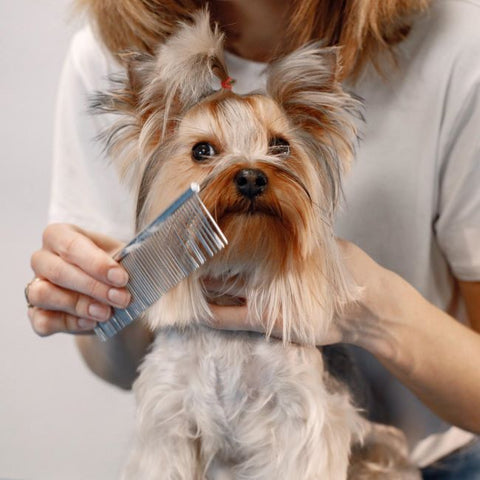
[348,423,421,479]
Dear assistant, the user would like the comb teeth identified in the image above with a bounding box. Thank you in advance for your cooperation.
[94,183,227,341]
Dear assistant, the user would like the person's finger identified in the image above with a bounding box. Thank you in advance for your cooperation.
[31,249,130,308]
[207,303,279,337]
[41,223,128,287]
[207,303,255,331]
[208,302,344,346]
[26,277,112,322]
[28,306,97,336]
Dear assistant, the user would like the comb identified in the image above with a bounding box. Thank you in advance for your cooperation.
[94,182,227,341]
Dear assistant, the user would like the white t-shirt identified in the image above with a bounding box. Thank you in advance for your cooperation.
[49,0,480,467]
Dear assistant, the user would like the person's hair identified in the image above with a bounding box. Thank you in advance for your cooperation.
[76,0,430,79]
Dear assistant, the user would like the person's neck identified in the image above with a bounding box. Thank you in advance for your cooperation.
[210,0,289,62]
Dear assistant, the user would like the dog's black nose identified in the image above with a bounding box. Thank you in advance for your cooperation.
[234,169,268,199]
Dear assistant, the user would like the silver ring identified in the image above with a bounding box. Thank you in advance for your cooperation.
[24,278,40,308]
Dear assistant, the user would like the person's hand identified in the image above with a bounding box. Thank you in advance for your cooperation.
[331,239,400,353]
[205,239,396,350]
[27,223,131,336]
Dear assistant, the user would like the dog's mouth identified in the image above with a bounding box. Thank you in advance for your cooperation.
[201,275,247,307]
[220,199,280,218]
[202,277,246,307]
[213,197,293,235]
[199,163,313,238]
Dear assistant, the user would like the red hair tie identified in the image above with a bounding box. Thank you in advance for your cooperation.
[221,76,233,90]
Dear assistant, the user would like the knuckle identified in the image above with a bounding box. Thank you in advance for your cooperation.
[26,281,39,306]
[64,314,80,332]
[336,238,350,252]
[338,240,357,259]
[42,223,63,247]
[30,250,43,271]
[73,294,90,318]
[84,277,106,300]
[31,311,54,337]
[43,224,83,262]
[91,256,110,279]
[47,262,64,285]
[28,279,48,305]
[58,233,82,262]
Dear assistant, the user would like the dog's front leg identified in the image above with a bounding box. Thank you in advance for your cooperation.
[122,432,203,480]
[347,421,421,479]
[121,331,205,480]
[230,343,360,480]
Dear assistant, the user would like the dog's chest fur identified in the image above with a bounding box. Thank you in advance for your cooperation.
[130,326,357,479]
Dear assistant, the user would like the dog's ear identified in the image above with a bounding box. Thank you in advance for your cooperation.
[266,45,363,209]
[88,50,157,185]
[266,46,359,142]
[93,8,228,134]
[90,9,229,184]
[140,8,229,138]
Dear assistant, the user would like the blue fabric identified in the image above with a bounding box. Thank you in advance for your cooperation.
[421,439,480,479]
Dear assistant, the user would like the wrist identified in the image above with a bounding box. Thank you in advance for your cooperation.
[75,321,154,389]
[343,266,416,369]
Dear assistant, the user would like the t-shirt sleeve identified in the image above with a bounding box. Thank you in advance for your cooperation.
[435,47,480,282]
[48,27,136,242]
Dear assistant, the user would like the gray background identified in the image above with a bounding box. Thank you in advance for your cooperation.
[1,2,135,478]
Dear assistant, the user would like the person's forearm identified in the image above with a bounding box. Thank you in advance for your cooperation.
[208,240,480,431]
[353,270,480,433]
[75,321,153,390]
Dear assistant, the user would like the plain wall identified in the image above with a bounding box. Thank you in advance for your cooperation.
[0,2,136,479]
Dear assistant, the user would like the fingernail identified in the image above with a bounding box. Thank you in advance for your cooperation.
[88,303,111,321]
[107,267,128,287]
[108,288,130,308]
[78,318,96,330]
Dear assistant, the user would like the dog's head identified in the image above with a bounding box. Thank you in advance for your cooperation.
[94,10,362,342]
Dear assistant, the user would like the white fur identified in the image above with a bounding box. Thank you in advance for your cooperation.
[123,327,364,479]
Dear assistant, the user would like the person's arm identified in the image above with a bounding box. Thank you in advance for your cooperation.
[75,319,153,390]
[208,240,480,433]
[459,280,480,331]
[27,28,152,389]
[338,241,480,433]
[367,276,480,433]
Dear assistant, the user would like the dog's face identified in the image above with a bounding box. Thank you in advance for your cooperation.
[95,11,362,341]
[138,91,326,279]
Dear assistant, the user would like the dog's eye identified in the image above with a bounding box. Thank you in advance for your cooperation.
[269,137,290,157]
[192,142,217,162]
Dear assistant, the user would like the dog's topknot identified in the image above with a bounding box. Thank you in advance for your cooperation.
[90,9,230,186]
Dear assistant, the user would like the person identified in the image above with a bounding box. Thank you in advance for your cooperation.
[26,0,480,476]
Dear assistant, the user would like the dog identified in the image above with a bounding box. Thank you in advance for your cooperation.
[93,10,420,479]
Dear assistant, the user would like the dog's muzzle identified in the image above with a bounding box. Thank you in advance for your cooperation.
[234,169,268,199]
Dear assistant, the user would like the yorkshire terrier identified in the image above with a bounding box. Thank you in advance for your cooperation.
[94,11,420,480]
